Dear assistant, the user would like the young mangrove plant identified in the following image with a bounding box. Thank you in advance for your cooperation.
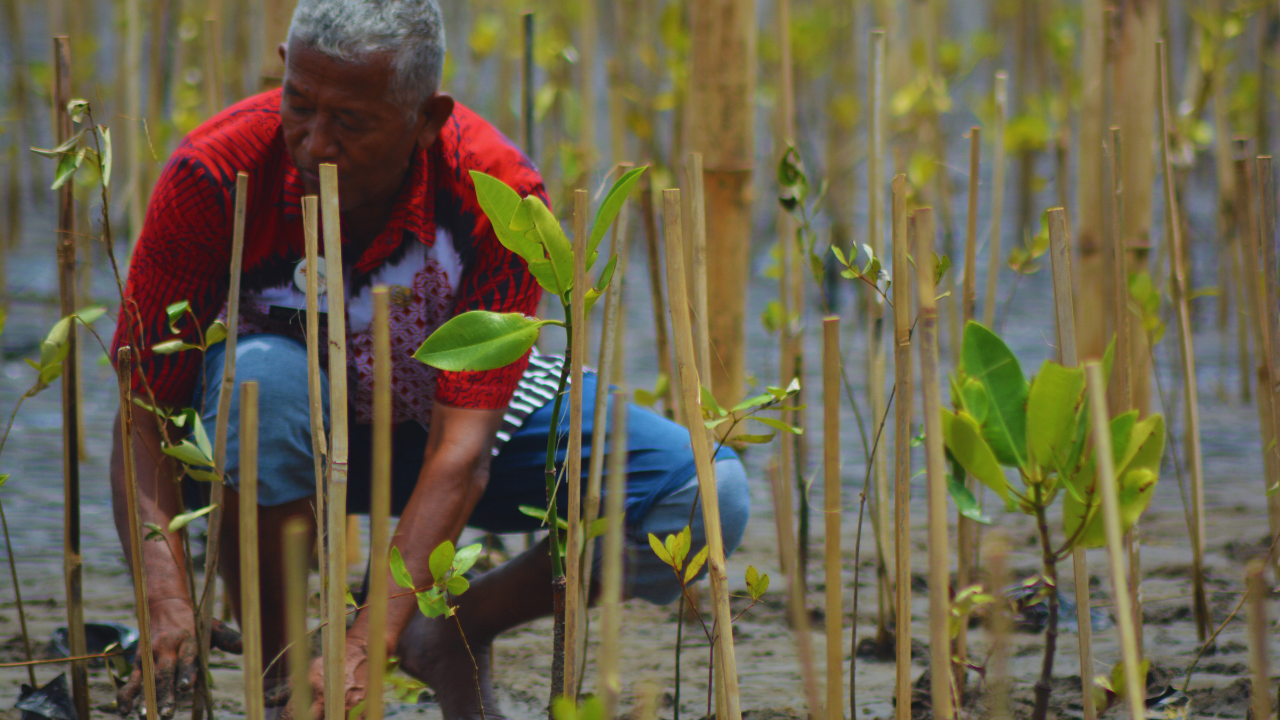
[942,320,1164,720]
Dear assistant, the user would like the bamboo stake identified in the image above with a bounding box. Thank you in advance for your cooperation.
[522,12,535,163]
[563,190,588,700]
[1257,156,1280,578]
[822,317,842,720]
[640,172,676,419]
[366,287,392,720]
[982,72,1008,328]
[1109,128,1132,411]
[598,384,628,719]
[0,496,34,686]
[866,30,895,659]
[913,209,953,720]
[117,347,160,720]
[661,189,743,720]
[52,38,88,720]
[891,174,913,720]
[198,172,249,717]
[1084,362,1145,720]
[125,0,143,246]
[239,382,265,720]
[687,153,711,382]
[985,532,1012,720]
[204,17,222,118]
[320,163,350,720]
[577,0,595,178]
[1046,208,1097,720]
[302,194,329,662]
[283,518,312,720]
[1158,40,1209,643]
[1246,559,1270,720]
[962,128,980,324]
[1078,0,1108,362]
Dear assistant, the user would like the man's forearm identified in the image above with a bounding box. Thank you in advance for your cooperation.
[110,411,193,605]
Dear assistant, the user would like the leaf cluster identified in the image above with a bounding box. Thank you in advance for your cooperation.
[31,100,112,191]
[388,541,482,618]
[700,379,802,445]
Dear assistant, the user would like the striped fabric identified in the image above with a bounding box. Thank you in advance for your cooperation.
[494,349,567,454]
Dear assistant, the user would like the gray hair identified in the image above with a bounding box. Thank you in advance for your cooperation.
[287,0,446,114]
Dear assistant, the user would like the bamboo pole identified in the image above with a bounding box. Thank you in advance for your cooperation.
[1158,41,1209,643]
[523,12,535,162]
[1084,362,1146,720]
[687,153,711,382]
[662,189,743,720]
[577,0,595,178]
[891,174,913,720]
[913,209,953,720]
[320,163,350,720]
[985,532,1012,720]
[822,317,842,720]
[283,518,312,720]
[866,30,895,658]
[366,287,392,720]
[0,497,34,686]
[124,0,143,246]
[239,382,265,720]
[52,38,88,720]
[687,0,753,410]
[1046,208,1097,720]
[962,128,980,324]
[204,17,222,118]
[563,190,588,700]
[1109,128,1132,411]
[302,194,329,657]
[1257,156,1280,578]
[198,172,249,716]
[640,172,676,419]
[1078,0,1108,361]
[982,72,1008,328]
[1246,559,1270,720]
[116,347,160,720]
[598,386,628,719]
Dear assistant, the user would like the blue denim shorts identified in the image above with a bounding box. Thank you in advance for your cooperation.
[192,334,749,604]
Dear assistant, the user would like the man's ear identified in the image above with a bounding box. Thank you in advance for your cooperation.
[416,94,455,150]
[278,42,287,64]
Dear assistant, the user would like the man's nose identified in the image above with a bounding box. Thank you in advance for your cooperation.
[303,115,339,164]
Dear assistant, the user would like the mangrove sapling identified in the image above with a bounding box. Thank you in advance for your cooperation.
[411,165,646,704]
[941,321,1166,720]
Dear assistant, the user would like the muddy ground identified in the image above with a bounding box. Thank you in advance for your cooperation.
[2,186,1278,720]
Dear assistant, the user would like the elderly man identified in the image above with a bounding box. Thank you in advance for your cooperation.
[108,0,749,717]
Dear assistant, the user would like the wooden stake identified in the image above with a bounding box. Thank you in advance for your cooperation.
[1046,208,1097,720]
[822,317,842,720]
[984,532,1012,720]
[366,287,393,720]
[52,37,88,720]
[661,189,743,720]
[302,194,329,655]
[563,190,589,700]
[687,153,711,381]
[239,381,265,720]
[1158,40,1210,643]
[912,209,953,720]
[1257,155,1280,578]
[320,163,350,720]
[891,174,913,720]
[640,172,676,419]
[1078,0,1109,361]
[1084,362,1146,720]
[1109,128,1132,411]
[124,0,142,246]
[866,30,896,660]
[117,347,160,720]
[204,17,222,118]
[522,12,535,162]
[962,128,981,324]
[284,518,312,720]
[982,72,1008,328]
[598,385,628,720]
[1246,559,1271,720]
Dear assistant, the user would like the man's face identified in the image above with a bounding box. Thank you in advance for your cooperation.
[279,41,434,212]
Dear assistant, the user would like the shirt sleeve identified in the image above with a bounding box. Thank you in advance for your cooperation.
[433,142,547,410]
[111,152,233,407]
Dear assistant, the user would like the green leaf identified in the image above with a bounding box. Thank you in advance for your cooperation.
[519,504,568,530]
[205,320,228,347]
[0,473,8,489]
[451,543,484,576]
[99,127,112,187]
[960,321,1028,468]
[593,253,618,294]
[445,576,471,596]
[634,388,658,407]
[389,547,415,590]
[588,166,647,261]
[551,696,579,720]
[470,171,540,261]
[76,306,107,325]
[700,385,726,418]
[946,469,992,524]
[684,545,710,583]
[168,504,216,532]
[45,315,74,352]
[1025,361,1085,473]
[66,99,89,123]
[152,339,201,355]
[941,409,1012,506]
[730,392,774,414]
[413,311,554,372]
[586,516,609,540]
[751,416,803,434]
[429,540,456,584]
[161,440,214,467]
[648,532,674,567]
[143,522,165,542]
[665,527,692,571]
[416,588,451,618]
[186,468,221,483]
[166,301,191,332]
[517,196,573,296]
[733,433,776,444]
[51,146,86,189]
[745,565,770,600]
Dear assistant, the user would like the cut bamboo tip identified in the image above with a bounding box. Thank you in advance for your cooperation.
[239,381,265,720]
[283,518,312,720]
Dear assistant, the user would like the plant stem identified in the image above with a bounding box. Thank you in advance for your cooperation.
[0,498,35,686]
[674,592,684,720]
[1031,495,1059,720]
[545,308,573,709]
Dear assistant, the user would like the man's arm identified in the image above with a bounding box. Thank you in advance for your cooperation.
[345,403,505,654]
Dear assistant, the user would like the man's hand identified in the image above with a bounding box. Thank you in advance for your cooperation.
[305,637,370,720]
[116,599,243,719]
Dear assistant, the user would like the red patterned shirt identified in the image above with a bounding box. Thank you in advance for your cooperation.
[113,89,545,425]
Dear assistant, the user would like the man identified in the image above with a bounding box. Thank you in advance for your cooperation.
[108,0,750,717]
